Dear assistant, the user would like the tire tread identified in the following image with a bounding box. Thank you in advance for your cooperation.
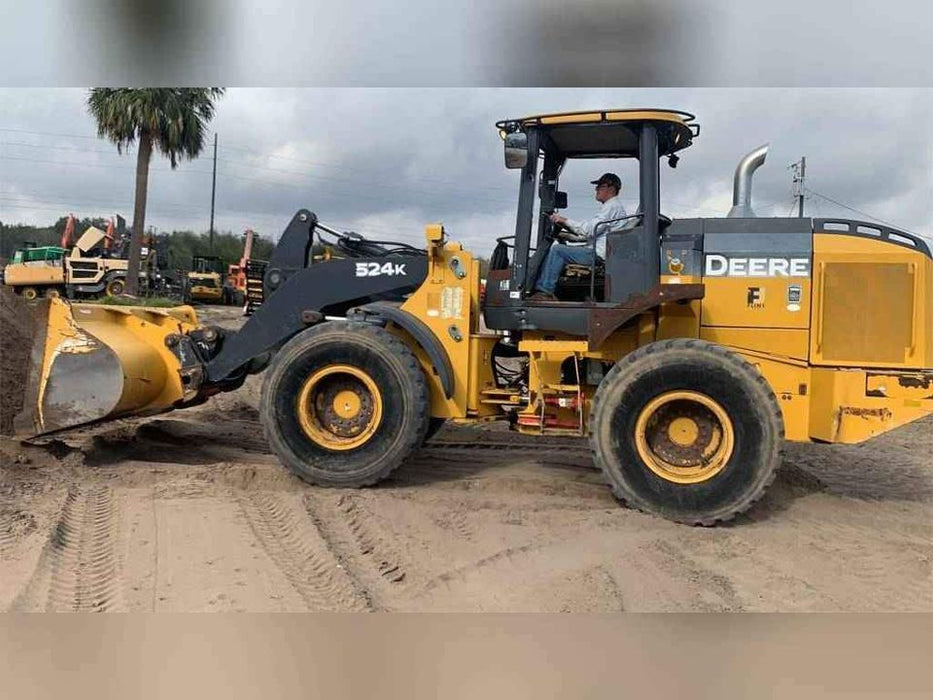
[590,338,784,526]
[260,321,430,488]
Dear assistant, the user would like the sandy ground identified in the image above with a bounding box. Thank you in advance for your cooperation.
[1,305,930,613]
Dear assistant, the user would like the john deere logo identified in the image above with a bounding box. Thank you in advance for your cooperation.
[705,255,810,277]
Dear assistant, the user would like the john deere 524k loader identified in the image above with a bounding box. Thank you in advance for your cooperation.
[15,109,933,525]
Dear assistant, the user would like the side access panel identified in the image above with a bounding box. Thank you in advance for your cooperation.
[397,247,499,419]
[810,233,932,370]
[700,217,813,331]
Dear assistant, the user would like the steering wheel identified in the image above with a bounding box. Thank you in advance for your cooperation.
[544,211,571,242]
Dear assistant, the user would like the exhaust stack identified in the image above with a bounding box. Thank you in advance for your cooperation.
[727,144,769,218]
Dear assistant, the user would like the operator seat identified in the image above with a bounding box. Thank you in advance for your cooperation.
[555,254,606,302]
[552,205,643,302]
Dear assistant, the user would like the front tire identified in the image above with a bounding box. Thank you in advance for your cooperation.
[260,321,430,488]
[590,339,784,525]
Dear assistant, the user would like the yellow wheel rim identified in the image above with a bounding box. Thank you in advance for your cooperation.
[296,364,383,451]
[22,287,37,301]
[634,390,734,484]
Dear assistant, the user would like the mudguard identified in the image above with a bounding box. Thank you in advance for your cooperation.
[346,302,455,399]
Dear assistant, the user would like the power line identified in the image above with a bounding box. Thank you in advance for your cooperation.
[2,127,732,213]
[804,187,919,234]
[218,142,517,195]
[0,126,103,141]
[0,194,205,214]
[214,157,516,206]
[2,127,733,216]
[2,126,514,196]
[1,128,772,222]
[790,156,806,216]
[0,154,213,175]
[2,140,135,156]
[0,196,424,239]
[1,151,519,209]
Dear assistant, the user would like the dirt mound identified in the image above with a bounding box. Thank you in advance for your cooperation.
[0,288,36,435]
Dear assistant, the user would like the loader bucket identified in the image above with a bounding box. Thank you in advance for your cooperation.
[14,298,201,437]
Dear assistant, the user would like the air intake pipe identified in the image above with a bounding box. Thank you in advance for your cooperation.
[727,144,769,218]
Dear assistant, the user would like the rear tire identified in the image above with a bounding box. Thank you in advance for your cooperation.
[43,287,61,299]
[590,339,784,525]
[105,278,125,296]
[260,321,430,488]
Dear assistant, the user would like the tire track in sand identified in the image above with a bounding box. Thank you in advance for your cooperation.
[45,486,123,612]
[303,492,410,609]
[238,492,371,611]
[0,507,29,557]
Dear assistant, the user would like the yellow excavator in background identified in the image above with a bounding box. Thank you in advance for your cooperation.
[13,109,933,525]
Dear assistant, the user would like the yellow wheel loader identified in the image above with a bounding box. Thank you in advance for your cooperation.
[14,109,933,525]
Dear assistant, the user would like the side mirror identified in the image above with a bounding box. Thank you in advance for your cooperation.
[504,132,528,169]
[554,191,568,209]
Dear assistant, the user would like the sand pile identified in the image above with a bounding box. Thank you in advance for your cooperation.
[0,288,36,435]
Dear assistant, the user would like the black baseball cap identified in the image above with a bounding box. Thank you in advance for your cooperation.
[590,173,621,189]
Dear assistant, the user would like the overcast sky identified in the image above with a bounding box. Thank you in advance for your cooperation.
[1,88,931,256]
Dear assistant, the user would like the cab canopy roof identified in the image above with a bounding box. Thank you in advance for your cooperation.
[496,108,699,159]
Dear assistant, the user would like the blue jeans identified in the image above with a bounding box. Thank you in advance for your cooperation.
[535,244,595,293]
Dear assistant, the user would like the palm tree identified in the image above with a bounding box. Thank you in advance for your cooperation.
[87,88,225,295]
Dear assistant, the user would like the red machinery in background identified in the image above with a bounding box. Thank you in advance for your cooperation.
[226,227,255,296]
[227,228,267,313]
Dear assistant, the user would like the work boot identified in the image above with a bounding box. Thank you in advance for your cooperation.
[528,290,557,301]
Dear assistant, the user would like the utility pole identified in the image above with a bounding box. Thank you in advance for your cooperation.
[209,132,218,254]
[791,156,806,217]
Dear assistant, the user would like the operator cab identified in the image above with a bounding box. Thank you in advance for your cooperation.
[484,109,702,341]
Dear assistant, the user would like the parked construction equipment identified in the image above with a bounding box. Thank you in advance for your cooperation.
[3,224,129,299]
[227,228,265,310]
[243,258,267,315]
[15,109,933,524]
[183,255,238,305]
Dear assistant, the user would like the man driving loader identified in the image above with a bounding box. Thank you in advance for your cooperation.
[528,172,629,300]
